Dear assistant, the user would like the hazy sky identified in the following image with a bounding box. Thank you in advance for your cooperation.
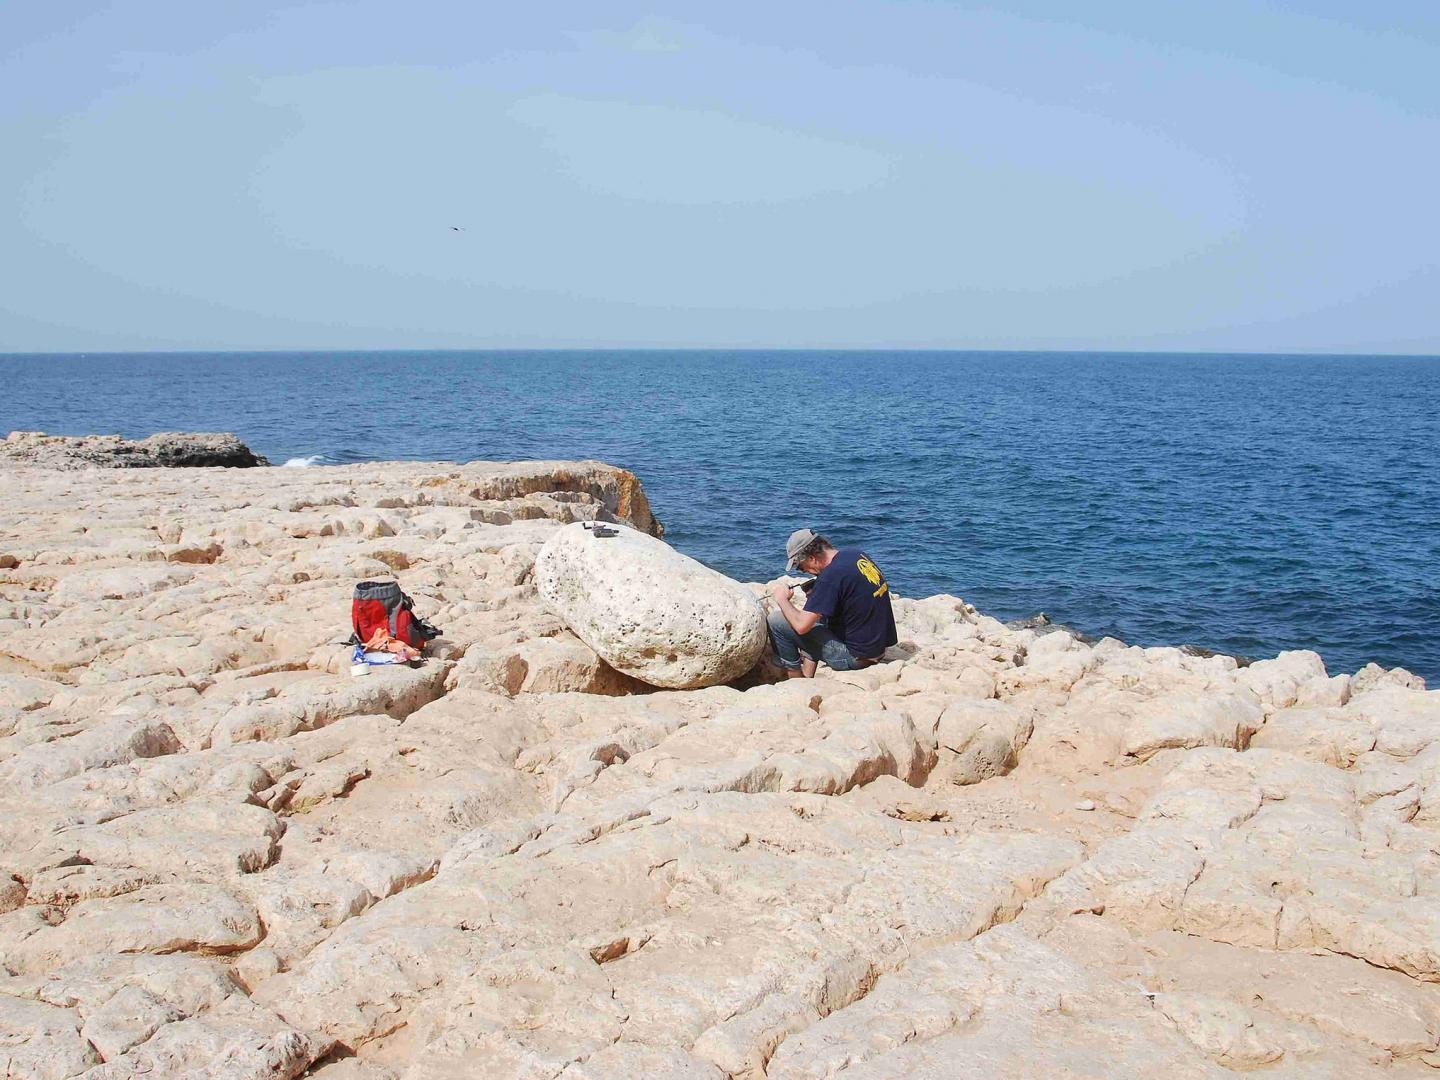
[3,2,1437,352]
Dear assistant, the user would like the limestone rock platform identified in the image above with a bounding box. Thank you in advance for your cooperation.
[0,457,1435,1078]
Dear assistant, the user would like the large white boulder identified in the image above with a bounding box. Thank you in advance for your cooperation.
[533,522,766,689]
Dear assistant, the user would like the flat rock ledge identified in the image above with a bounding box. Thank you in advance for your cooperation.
[2,431,269,469]
[0,457,1435,1080]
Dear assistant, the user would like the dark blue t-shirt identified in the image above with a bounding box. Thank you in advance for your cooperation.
[803,548,898,659]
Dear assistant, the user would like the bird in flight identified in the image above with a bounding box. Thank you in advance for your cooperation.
[450,226,464,232]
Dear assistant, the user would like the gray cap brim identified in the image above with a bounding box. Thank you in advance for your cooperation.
[784,527,820,572]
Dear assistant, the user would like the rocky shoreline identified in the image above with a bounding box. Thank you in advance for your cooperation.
[1,431,269,470]
[1,455,1436,1078]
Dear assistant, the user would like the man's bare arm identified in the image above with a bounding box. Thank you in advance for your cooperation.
[770,582,821,635]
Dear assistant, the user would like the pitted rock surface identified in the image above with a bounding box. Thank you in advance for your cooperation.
[1,456,1437,1079]
[534,520,766,689]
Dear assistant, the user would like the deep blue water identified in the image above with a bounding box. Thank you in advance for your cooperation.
[3,351,1437,683]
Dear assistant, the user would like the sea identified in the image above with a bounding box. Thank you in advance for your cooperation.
[3,350,1437,683]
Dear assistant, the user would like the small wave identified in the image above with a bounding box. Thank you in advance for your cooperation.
[281,455,327,467]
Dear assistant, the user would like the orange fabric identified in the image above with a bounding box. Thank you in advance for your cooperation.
[362,626,422,662]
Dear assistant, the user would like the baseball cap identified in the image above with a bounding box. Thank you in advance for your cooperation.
[785,528,819,571]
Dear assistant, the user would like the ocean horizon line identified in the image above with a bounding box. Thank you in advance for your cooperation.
[4,347,1440,360]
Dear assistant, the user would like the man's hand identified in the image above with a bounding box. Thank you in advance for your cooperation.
[772,582,822,635]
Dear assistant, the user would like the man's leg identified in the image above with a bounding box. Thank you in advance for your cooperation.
[766,608,807,678]
[767,609,836,679]
[794,623,847,678]
[817,635,864,671]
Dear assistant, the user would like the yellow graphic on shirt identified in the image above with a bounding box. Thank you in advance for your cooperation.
[856,556,889,597]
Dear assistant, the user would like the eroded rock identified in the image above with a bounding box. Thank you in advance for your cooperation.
[1,430,268,469]
[534,521,766,688]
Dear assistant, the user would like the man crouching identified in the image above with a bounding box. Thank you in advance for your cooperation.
[767,529,898,679]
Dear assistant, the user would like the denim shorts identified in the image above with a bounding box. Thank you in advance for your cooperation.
[765,608,871,672]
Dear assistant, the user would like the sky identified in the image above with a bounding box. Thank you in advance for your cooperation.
[2,1,1437,353]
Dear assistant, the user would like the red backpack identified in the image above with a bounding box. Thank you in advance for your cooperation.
[351,581,440,649]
